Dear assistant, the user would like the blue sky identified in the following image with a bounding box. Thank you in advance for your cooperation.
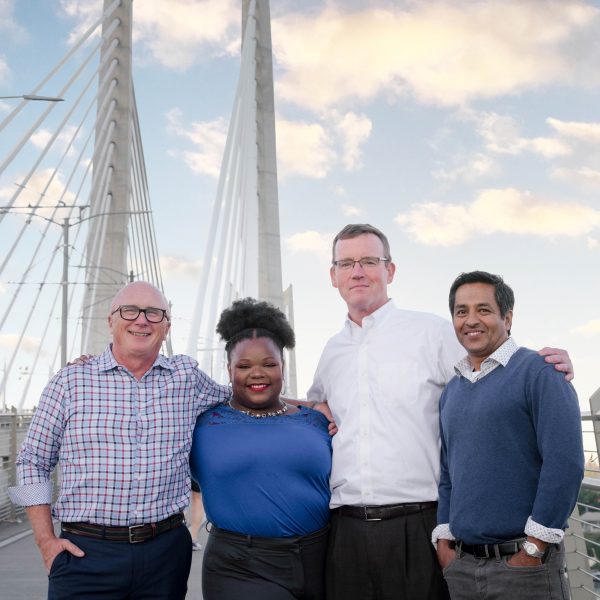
[1,0,600,413]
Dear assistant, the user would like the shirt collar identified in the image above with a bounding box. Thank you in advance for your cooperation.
[99,344,174,372]
[454,336,519,378]
[345,299,395,335]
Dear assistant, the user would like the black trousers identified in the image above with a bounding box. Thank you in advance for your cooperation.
[202,525,329,600]
[326,505,449,600]
[48,525,192,599]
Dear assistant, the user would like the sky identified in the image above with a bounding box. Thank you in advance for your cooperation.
[1,0,600,421]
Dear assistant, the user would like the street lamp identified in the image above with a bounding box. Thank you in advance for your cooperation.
[0,94,64,102]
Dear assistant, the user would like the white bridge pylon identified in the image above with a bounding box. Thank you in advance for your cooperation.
[0,0,165,408]
[186,0,296,394]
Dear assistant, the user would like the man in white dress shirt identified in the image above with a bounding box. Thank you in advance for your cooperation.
[307,224,574,600]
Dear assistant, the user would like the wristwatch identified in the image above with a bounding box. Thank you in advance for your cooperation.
[521,540,545,558]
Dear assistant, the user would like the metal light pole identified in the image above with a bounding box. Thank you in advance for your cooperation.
[0,206,150,368]
[0,94,64,102]
[61,218,69,367]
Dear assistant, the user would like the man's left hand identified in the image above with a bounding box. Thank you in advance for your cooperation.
[538,347,574,381]
[67,354,95,366]
[507,549,542,567]
[313,402,338,436]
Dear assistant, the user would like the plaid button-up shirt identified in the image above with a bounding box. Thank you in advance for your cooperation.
[9,347,229,526]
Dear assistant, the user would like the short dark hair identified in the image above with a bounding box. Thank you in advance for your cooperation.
[216,297,295,361]
[331,224,392,263]
[449,271,515,318]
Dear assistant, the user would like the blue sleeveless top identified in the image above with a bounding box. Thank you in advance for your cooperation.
[190,404,332,537]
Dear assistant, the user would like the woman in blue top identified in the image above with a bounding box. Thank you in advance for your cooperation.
[190,298,332,600]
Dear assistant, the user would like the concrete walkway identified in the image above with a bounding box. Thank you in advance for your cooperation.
[0,519,207,599]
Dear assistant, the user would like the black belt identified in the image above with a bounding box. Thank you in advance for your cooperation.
[457,538,524,559]
[334,501,437,521]
[210,524,329,549]
[61,513,184,544]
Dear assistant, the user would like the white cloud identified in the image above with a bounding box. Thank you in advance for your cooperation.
[61,0,238,69]
[547,118,600,143]
[525,137,572,158]
[332,185,347,197]
[276,118,336,179]
[160,255,202,277]
[29,125,79,157]
[166,109,365,180]
[166,109,227,178]
[132,0,239,69]
[59,0,101,45]
[571,320,600,338]
[395,188,600,246]
[0,169,77,222]
[0,333,42,354]
[272,1,600,110]
[285,230,331,260]
[0,54,8,84]
[587,237,599,249]
[467,111,571,157]
[553,167,600,188]
[0,0,27,41]
[341,204,365,217]
[433,153,497,183]
[326,110,372,170]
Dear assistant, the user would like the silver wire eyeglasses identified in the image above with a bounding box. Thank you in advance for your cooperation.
[332,257,390,270]
[111,305,169,323]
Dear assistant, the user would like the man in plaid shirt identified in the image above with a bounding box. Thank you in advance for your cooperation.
[9,281,230,599]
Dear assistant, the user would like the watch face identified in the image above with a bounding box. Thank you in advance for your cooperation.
[522,541,543,557]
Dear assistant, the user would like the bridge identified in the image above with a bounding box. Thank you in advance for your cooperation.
[0,0,293,405]
[1,0,600,597]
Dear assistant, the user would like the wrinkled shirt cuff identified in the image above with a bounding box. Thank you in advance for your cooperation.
[525,516,564,543]
[8,481,53,507]
[431,523,455,548]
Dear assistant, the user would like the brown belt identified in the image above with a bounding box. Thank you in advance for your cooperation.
[61,513,185,544]
[334,502,437,521]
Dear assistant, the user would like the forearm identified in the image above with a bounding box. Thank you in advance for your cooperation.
[26,504,85,572]
[26,504,58,548]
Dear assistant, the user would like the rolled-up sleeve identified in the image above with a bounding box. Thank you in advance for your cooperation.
[8,373,65,506]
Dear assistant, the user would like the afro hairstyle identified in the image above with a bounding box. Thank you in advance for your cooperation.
[216,297,295,359]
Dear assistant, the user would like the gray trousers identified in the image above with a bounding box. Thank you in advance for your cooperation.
[443,543,571,600]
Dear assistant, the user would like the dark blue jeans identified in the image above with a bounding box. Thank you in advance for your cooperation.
[48,525,192,599]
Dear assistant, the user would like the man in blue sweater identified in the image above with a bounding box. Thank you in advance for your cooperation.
[433,270,584,599]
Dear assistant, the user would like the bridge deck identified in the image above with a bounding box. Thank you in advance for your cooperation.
[0,520,206,599]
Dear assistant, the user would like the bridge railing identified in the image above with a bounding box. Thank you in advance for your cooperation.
[567,411,600,598]
[568,477,600,598]
[0,410,33,521]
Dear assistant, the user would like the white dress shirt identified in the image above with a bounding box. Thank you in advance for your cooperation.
[308,300,463,508]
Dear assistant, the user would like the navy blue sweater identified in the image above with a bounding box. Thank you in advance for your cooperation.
[438,347,584,544]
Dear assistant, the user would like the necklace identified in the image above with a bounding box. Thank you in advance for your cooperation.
[228,399,289,418]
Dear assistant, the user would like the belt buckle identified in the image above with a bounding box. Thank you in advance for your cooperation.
[128,524,146,544]
[364,506,382,522]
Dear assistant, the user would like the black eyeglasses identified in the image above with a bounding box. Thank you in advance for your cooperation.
[332,256,390,270]
[111,305,169,323]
